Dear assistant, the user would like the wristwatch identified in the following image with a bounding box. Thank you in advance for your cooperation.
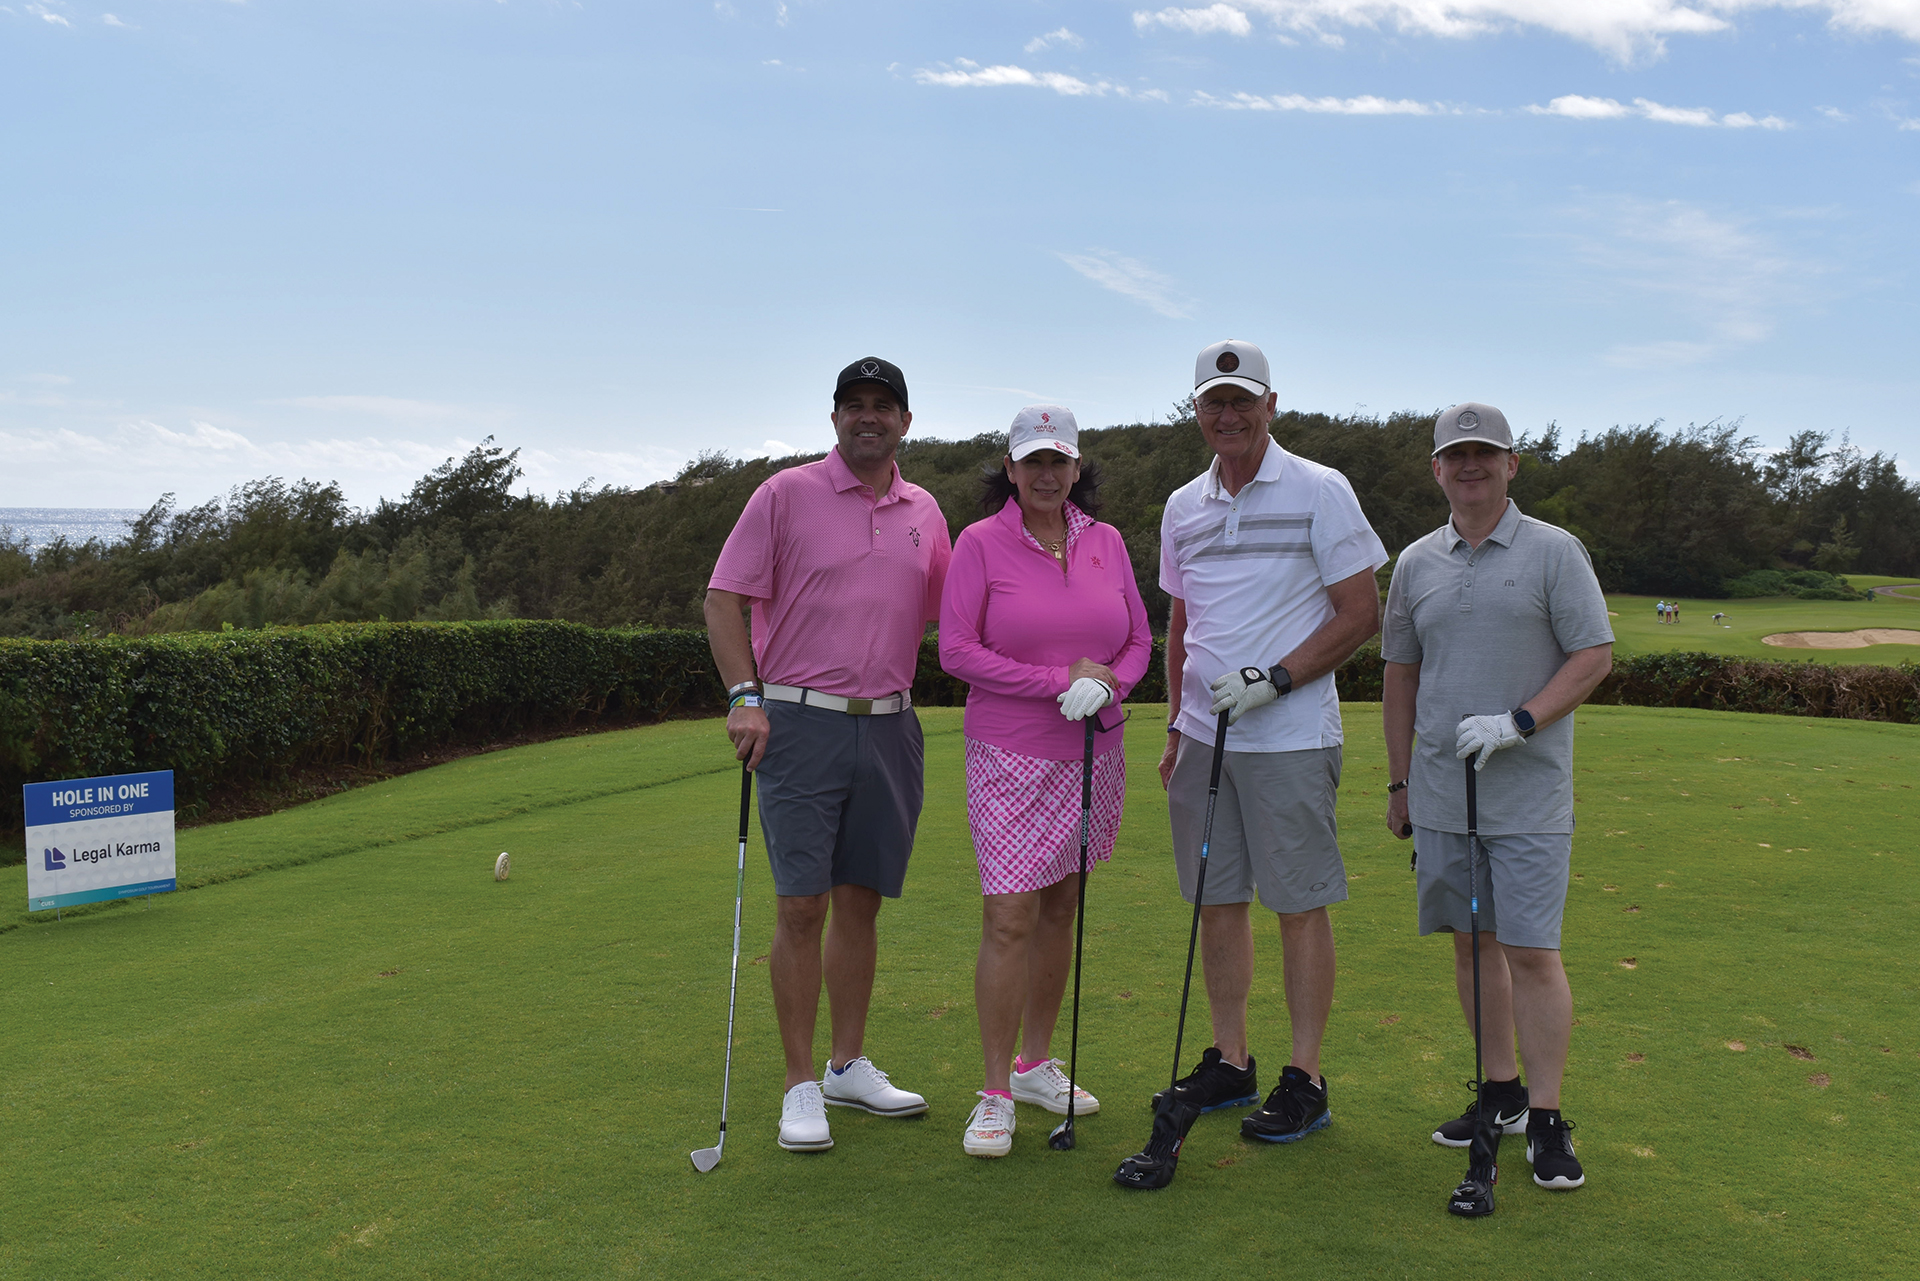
[1511,707,1537,737]
[1242,665,1293,696]
[1387,779,1408,795]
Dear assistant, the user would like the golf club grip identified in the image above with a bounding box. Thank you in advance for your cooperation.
[1464,750,1476,836]
[738,763,753,842]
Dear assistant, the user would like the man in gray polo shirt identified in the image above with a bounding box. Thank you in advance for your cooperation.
[1382,402,1613,1199]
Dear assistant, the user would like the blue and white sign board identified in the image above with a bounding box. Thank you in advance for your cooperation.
[24,770,176,912]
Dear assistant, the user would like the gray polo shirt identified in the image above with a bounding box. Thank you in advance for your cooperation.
[1382,501,1613,836]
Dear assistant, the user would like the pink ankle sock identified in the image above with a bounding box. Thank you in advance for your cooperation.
[1014,1054,1050,1074]
[982,1088,1012,1100]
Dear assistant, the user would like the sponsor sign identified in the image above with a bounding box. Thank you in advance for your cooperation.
[24,770,175,912]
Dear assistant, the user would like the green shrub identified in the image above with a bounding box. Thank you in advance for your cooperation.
[0,621,723,835]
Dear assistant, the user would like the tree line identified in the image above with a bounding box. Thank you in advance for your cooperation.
[2,410,1912,640]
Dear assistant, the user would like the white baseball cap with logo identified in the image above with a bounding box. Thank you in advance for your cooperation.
[1008,405,1081,461]
[1194,340,1271,398]
[1431,402,1514,456]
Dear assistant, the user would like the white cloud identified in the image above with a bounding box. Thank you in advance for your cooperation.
[1054,249,1195,318]
[1134,5,1255,36]
[102,13,130,27]
[1557,198,1808,368]
[756,439,798,457]
[1635,97,1719,126]
[1137,3,1920,63]
[28,4,71,27]
[1529,94,1788,127]
[1900,116,1920,129]
[1530,94,1632,119]
[1025,26,1084,52]
[916,64,1107,95]
[915,62,1167,99]
[1194,89,1437,113]
[1816,104,1852,121]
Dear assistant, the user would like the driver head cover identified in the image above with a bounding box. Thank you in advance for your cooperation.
[1112,1096,1202,1191]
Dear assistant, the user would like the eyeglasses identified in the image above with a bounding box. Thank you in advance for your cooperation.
[1196,395,1262,418]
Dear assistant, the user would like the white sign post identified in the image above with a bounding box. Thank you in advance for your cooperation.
[24,770,176,914]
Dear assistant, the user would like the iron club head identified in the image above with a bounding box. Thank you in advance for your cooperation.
[689,1142,723,1172]
[1047,1118,1076,1150]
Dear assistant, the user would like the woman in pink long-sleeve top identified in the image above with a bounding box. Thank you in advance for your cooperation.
[938,405,1153,1158]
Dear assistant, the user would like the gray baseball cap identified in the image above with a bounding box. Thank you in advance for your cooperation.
[1432,402,1512,456]
[1008,405,1080,461]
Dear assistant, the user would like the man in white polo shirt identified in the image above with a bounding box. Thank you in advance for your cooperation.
[1152,340,1387,1152]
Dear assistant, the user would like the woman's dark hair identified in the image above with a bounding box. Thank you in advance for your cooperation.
[978,454,1104,520]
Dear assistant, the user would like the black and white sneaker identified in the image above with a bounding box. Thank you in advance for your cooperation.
[1148,1046,1259,1112]
[1239,1066,1332,1144]
[1526,1110,1585,1189]
[1432,1078,1529,1148]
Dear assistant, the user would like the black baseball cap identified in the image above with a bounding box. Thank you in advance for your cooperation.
[834,356,909,411]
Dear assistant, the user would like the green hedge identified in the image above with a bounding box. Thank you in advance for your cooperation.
[0,622,723,833]
[7,624,1914,840]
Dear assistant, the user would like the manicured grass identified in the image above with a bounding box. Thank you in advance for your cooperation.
[1606,587,1920,664]
[3,706,1916,1279]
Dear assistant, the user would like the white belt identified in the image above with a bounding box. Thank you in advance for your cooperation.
[762,683,911,716]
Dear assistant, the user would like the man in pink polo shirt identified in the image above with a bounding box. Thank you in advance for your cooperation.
[704,356,953,1154]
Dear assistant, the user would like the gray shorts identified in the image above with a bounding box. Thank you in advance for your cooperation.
[1168,736,1346,915]
[756,700,924,899]
[1412,826,1571,950]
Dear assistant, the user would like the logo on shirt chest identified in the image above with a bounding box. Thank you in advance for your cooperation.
[907,525,921,547]
[1091,555,1103,569]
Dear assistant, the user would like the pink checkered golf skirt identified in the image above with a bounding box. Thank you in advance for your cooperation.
[965,737,1127,895]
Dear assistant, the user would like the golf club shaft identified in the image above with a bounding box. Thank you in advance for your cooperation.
[1064,717,1096,1129]
[1170,711,1231,1092]
[716,764,752,1140]
[1465,757,1483,1107]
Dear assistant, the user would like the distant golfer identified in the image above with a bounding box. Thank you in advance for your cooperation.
[1156,340,1387,1144]
[1381,402,1614,1194]
[938,407,1153,1158]
[704,356,952,1153]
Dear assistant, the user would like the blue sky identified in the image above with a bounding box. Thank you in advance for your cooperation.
[3,1,1917,509]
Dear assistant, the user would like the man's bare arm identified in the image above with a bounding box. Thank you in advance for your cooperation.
[1383,659,1420,839]
[1276,568,1383,684]
[1523,644,1613,731]
[704,588,770,768]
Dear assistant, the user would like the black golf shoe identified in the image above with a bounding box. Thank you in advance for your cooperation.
[1113,1097,1202,1191]
[1526,1110,1585,1189]
[1239,1065,1332,1144]
[1432,1077,1530,1148]
[1148,1046,1259,1112]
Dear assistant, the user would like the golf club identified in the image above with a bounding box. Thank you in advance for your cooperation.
[690,763,752,1174]
[1114,709,1230,1191]
[1447,753,1500,1216]
[1049,717,1100,1151]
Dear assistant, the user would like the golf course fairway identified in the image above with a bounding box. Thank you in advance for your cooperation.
[3,705,1915,1279]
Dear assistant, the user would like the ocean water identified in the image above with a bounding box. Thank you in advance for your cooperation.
[0,508,145,553]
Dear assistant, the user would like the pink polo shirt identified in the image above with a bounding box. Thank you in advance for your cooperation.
[709,448,951,698]
[938,499,1152,761]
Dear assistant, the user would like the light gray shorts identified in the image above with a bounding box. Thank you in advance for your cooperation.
[1412,826,1572,951]
[755,700,924,899]
[1168,736,1346,915]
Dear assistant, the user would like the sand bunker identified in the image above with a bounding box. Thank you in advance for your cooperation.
[1761,629,1920,649]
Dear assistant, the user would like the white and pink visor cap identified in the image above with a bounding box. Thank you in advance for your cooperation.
[1008,405,1081,462]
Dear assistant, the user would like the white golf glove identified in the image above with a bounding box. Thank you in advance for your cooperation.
[1057,677,1114,721]
[1456,713,1526,772]
[1209,666,1281,725]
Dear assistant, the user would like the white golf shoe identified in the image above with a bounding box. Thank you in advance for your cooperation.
[777,1080,833,1152]
[1010,1058,1100,1116]
[820,1056,929,1116]
[962,1092,1015,1158]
